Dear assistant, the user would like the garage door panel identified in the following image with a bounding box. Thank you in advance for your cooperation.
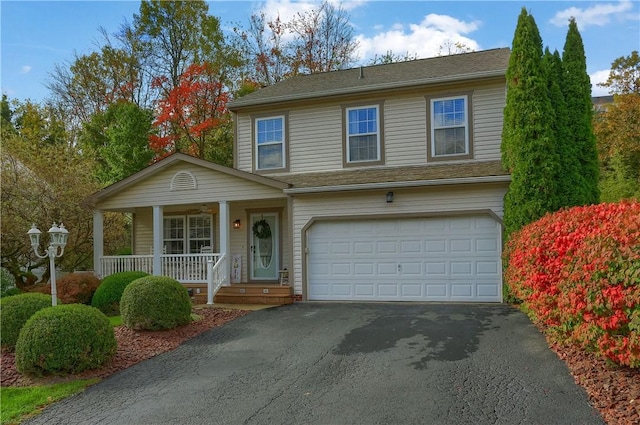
[332,263,351,275]
[476,238,498,252]
[477,261,499,275]
[400,240,422,253]
[450,239,472,252]
[377,263,398,275]
[378,284,398,296]
[451,283,474,298]
[425,261,447,275]
[426,240,447,253]
[308,216,501,302]
[354,263,374,275]
[451,261,473,275]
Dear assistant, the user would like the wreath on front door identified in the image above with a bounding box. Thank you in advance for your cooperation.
[252,219,272,240]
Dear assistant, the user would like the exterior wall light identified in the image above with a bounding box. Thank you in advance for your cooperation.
[233,219,241,229]
[27,222,69,306]
[386,191,394,203]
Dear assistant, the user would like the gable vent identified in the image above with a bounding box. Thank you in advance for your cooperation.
[170,171,197,191]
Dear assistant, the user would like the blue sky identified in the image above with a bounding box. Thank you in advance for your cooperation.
[2,0,639,103]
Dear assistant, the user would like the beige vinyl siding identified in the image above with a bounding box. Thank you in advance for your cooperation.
[471,84,505,161]
[290,183,508,297]
[97,163,285,210]
[235,114,253,172]
[384,96,427,165]
[233,82,505,175]
[288,106,342,173]
[133,209,153,255]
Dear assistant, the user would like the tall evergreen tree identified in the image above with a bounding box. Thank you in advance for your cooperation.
[561,18,600,205]
[544,48,575,207]
[501,8,560,237]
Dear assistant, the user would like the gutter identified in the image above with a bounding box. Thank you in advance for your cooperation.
[283,174,512,194]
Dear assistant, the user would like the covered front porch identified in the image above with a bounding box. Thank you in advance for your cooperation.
[87,154,293,304]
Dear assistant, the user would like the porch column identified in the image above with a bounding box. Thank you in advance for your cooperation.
[219,200,230,286]
[152,205,163,276]
[93,210,104,278]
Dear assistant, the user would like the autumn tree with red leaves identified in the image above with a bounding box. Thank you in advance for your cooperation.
[150,63,232,166]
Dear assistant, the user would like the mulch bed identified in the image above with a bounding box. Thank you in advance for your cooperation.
[1,306,248,387]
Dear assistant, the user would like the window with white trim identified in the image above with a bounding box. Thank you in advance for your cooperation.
[163,215,213,254]
[430,95,470,158]
[255,116,285,170]
[346,106,380,163]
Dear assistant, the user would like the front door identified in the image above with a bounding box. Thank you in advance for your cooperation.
[250,212,279,281]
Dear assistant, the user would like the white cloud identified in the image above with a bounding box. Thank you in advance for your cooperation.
[356,13,481,62]
[550,0,636,29]
[590,69,611,96]
[21,65,32,74]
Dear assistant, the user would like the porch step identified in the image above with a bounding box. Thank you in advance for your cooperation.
[214,285,294,305]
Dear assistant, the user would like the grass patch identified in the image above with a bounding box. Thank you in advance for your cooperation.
[1,378,99,424]
[107,315,122,327]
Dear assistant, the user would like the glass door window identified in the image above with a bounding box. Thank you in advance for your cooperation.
[250,213,279,280]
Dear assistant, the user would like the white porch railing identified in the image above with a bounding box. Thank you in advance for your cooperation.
[100,253,222,284]
[207,253,227,304]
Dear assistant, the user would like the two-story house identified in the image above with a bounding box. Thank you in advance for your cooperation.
[87,47,511,303]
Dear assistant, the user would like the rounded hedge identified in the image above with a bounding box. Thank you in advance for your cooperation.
[120,276,191,330]
[0,293,52,350]
[15,304,117,376]
[92,271,150,316]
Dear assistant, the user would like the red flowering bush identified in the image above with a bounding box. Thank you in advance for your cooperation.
[504,201,640,368]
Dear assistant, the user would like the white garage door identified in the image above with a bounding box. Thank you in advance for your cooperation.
[307,215,502,302]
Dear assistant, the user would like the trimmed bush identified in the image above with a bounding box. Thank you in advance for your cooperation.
[15,304,117,376]
[504,201,640,367]
[120,276,191,330]
[57,272,101,305]
[91,271,150,316]
[0,293,52,350]
[1,267,16,297]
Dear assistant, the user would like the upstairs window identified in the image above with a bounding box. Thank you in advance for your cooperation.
[255,116,285,170]
[344,104,384,166]
[428,94,473,161]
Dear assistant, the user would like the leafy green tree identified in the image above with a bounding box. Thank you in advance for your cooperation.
[80,101,154,184]
[47,45,143,128]
[594,52,640,201]
[501,8,559,237]
[561,17,600,205]
[1,99,129,286]
[598,50,639,95]
[131,0,238,91]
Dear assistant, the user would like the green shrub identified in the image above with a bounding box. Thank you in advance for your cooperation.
[15,304,117,376]
[57,272,101,305]
[2,287,22,298]
[91,271,150,316]
[120,276,191,330]
[0,293,52,350]
[1,267,16,297]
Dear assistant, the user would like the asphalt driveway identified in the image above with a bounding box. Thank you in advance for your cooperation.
[25,303,603,425]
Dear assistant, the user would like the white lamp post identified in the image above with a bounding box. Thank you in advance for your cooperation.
[27,222,69,306]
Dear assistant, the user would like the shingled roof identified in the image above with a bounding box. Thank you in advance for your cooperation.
[229,47,511,110]
[276,160,509,192]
